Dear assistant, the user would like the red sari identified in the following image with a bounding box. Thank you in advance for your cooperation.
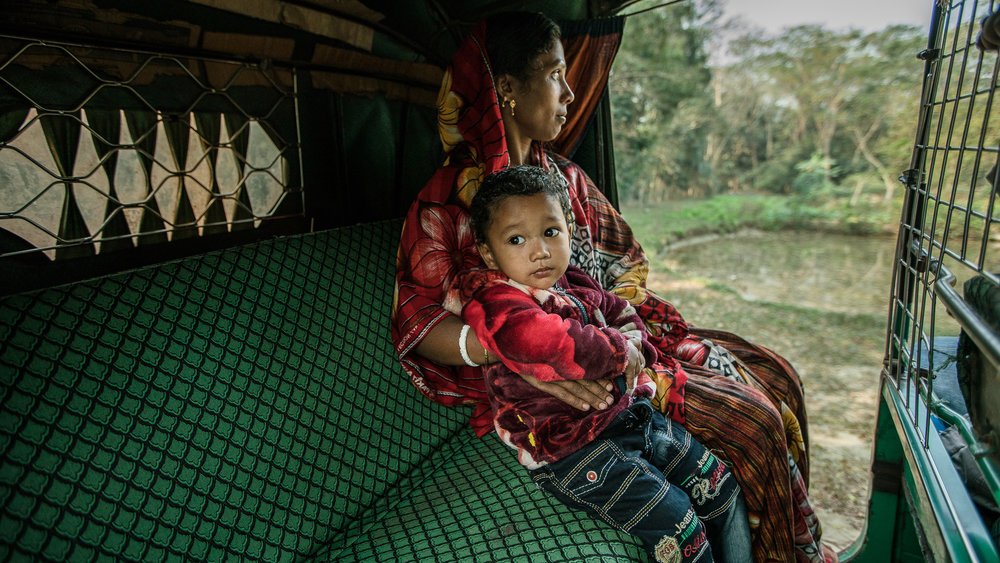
[391,21,832,563]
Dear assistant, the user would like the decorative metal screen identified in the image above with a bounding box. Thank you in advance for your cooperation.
[0,35,303,261]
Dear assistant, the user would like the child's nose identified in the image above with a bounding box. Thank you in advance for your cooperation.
[531,240,551,260]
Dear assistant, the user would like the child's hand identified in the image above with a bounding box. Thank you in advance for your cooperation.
[625,341,645,390]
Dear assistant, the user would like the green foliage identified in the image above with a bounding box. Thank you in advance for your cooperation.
[609,5,926,206]
[749,147,809,194]
[610,0,716,202]
[792,154,838,194]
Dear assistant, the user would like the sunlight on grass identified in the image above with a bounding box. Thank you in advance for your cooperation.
[622,193,900,257]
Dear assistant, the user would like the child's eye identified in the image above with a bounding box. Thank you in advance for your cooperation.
[544,227,561,237]
[508,235,525,245]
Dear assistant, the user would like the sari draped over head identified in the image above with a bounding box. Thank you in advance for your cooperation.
[391,16,833,563]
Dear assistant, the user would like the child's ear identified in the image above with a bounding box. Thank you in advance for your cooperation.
[477,242,498,269]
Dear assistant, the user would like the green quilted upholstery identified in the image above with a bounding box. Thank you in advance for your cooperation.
[0,220,640,561]
[330,434,643,561]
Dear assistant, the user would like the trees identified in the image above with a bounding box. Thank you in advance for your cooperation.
[721,24,925,200]
[609,3,926,204]
[609,0,716,202]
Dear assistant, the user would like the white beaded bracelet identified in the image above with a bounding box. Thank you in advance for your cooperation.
[458,324,479,367]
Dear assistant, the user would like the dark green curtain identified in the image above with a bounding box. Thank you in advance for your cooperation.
[124,110,168,245]
[259,104,302,218]
[195,112,228,237]
[163,113,197,241]
[0,109,29,144]
[224,113,255,231]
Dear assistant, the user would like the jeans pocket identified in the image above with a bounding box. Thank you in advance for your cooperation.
[535,439,667,531]
[555,441,623,499]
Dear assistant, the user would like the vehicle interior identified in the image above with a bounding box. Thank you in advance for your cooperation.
[0,0,998,561]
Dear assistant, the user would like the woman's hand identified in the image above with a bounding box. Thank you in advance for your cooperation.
[518,374,613,411]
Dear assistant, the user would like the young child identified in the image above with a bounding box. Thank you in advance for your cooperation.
[453,165,751,563]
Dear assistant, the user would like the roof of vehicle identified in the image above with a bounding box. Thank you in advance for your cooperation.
[5,1,634,81]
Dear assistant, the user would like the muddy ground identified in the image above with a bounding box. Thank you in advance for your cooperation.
[644,233,893,552]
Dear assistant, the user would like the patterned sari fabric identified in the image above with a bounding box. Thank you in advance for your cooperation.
[390,21,833,563]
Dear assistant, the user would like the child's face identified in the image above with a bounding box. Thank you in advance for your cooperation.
[478,192,571,290]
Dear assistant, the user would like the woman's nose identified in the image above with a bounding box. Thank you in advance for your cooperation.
[561,77,575,105]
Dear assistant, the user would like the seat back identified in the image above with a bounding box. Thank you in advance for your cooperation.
[0,219,469,561]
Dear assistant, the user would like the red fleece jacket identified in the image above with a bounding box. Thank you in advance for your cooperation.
[458,266,664,468]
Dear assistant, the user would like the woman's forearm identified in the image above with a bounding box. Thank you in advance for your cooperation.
[414,315,491,366]
[416,310,613,411]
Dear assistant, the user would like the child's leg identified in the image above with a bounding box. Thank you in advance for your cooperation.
[646,406,752,563]
[709,494,752,563]
[531,422,713,561]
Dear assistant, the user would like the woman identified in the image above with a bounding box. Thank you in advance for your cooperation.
[391,11,831,563]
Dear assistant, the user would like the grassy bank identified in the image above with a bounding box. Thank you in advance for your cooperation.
[621,194,898,255]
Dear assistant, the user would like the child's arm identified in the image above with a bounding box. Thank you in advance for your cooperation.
[463,283,631,383]
[569,267,659,368]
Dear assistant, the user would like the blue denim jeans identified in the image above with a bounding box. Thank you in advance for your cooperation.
[530,399,752,563]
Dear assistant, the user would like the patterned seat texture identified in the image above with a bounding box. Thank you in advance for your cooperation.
[0,219,641,561]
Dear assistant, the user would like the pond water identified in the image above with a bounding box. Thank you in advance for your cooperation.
[658,231,898,315]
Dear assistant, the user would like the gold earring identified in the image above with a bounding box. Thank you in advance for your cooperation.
[509,99,516,117]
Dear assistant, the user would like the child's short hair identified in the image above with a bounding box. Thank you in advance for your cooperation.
[470,165,573,243]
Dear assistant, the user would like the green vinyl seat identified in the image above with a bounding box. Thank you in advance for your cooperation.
[0,219,641,561]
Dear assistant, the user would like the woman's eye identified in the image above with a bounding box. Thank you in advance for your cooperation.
[508,235,524,245]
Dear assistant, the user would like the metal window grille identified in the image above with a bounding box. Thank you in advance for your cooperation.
[886,0,1000,494]
[0,35,303,261]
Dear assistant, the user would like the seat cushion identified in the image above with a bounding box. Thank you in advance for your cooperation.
[326,430,643,562]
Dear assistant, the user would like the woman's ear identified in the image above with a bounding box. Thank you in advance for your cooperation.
[495,74,514,102]
[477,242,498,269]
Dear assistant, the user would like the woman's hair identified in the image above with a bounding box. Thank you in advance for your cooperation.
[470,165,573,243]
[484,11,561,82]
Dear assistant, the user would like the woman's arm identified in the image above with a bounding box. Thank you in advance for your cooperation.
[418,314,615,410]
[415,314,489,366]
[464,283,632,382]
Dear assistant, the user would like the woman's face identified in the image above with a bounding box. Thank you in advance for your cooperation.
[505,40,575,144]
